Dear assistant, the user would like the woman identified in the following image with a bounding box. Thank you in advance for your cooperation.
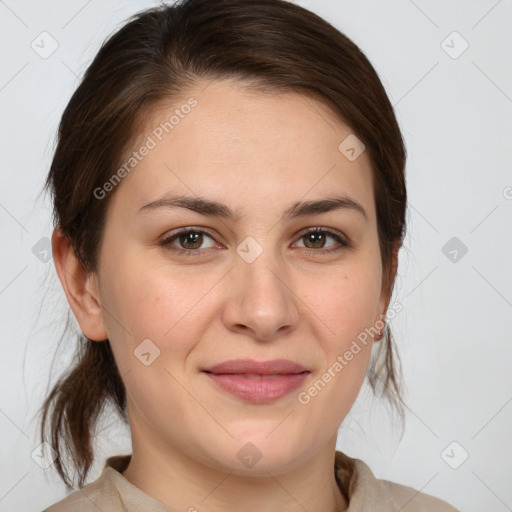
[39,0,458,510]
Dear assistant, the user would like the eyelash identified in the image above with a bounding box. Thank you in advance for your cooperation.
[159,226,351,257]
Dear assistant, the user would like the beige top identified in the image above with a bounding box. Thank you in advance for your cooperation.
[43,450,459,511]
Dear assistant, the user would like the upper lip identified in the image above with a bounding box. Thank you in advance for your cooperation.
[202,359,309,375]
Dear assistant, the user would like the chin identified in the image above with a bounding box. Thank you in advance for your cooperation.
[200,433,303,476]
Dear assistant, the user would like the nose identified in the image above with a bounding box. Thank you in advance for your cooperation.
[221,250,300,342]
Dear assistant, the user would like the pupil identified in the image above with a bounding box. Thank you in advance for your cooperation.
[306,233,324,248]
[181,232,202,249]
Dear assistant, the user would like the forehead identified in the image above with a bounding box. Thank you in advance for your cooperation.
[109,79,376,222]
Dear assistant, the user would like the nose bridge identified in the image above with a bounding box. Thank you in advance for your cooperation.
[240,247,284,299]
[223,238,299,340]
[237,241,288,308]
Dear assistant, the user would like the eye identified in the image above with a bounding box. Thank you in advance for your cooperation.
[293,227,350,255]
[159,226,351,257]
[159,227,219,255]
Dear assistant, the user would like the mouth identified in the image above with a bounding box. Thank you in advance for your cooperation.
[201,359,311,403]
[206,373,301,379]
[202,358,309,375]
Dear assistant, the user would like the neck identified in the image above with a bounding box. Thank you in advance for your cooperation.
[122,428,349,512]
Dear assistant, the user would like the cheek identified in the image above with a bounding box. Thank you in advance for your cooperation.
[303,258,383,342]
[100,265,214,423]
[100,257,217,369]
[297,266,380,425]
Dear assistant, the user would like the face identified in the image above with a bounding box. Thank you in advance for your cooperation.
[86,79,391,474]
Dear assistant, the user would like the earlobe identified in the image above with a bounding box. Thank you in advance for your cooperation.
[373,313,386,342]
[51,227,108,341]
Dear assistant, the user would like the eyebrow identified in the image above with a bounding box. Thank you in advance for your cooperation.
[138,195,367,222]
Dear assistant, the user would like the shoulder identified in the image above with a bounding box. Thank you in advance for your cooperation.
[334,451,459,511]
[42,455,170,512]
[42,467,123,512]
[379,476,460,511]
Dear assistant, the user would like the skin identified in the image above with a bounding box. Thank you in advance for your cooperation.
[53,78,397,512]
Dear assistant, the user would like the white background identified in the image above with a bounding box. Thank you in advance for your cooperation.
[0,0,511,510]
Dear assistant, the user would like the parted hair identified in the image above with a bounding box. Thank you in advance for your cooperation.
[39,0,407,489]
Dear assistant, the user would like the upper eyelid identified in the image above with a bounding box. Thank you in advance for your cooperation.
[161,226,218,243]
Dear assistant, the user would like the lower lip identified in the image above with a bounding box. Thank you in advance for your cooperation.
[203,372,310,403]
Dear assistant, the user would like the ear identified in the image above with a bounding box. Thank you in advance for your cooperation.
[51,226,108,341]
[376,240,400,339]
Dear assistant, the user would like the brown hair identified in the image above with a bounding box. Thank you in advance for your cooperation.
[39,0,407,489]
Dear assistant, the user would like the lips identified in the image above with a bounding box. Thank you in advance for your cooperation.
[201,359,310,403]
[203,358,309,375]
